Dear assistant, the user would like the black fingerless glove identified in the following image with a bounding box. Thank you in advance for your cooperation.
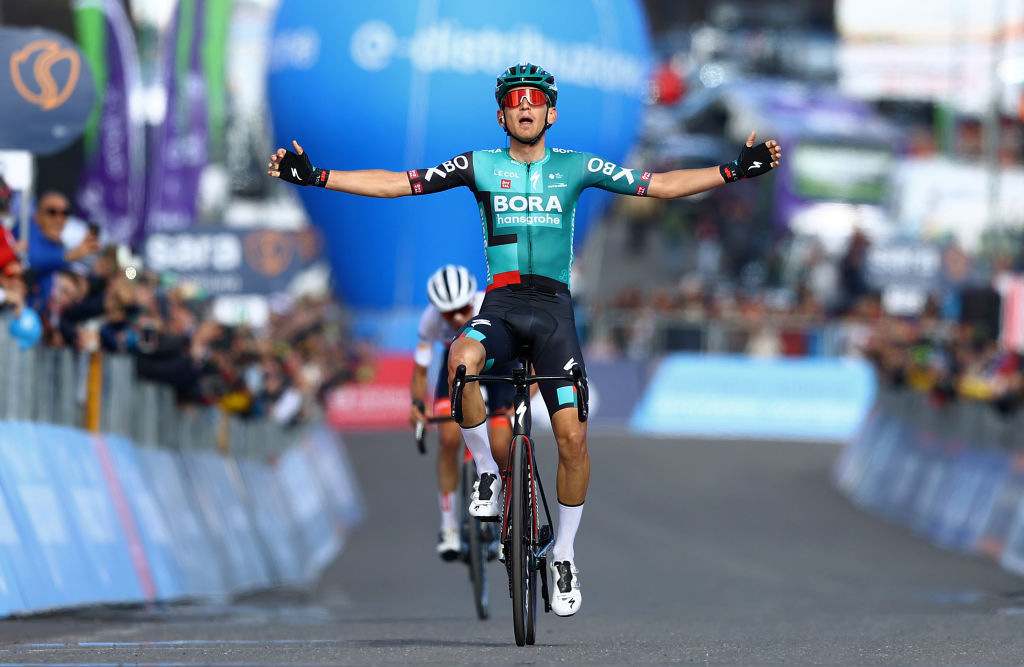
[720,142,774,182]
[278,149,329,187]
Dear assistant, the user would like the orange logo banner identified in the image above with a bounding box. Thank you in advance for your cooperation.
[10,39,81,111]
[243,230,295,278]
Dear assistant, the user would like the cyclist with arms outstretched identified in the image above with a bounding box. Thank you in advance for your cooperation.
[410,264,512,561]
[268,63,781,617]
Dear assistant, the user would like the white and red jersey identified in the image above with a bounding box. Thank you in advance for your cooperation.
[414,291,485,368]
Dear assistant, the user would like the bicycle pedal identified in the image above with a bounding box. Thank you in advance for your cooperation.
[474,514,501,523]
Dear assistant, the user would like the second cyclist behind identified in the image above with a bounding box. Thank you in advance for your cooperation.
[409,264,512,561]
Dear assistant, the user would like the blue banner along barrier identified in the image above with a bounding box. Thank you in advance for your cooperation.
[275,443,340,581]
[0,423,101,609]
[100,434,182,601]
[135,446,227,600]
[34,424,145,605]
[236,457,305,587]
[973,454,1024,560]
[303,429,364,534]
[179,450,271,594]
[0,462,27,615]
[834,387,1024,585]
[0,416,363,616]
[631,354,875,440]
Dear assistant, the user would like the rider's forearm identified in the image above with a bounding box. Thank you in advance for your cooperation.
[325,169,413,198]
[646,166,725,199]
[410,365,428,403]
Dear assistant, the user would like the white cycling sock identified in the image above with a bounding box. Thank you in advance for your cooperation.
[462,422,500,477]
[439,491,457,532]
[553,502,583,562]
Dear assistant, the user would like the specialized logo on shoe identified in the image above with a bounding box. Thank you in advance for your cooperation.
[550,560,581,616]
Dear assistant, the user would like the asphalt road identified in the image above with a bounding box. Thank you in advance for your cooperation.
[2,430,1024,665]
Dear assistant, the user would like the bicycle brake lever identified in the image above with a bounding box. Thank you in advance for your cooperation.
[414,421,426,454]
[569,365,589,422]
[452,364,467,423]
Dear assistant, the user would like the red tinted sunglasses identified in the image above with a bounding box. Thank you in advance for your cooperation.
[502,88,548,108]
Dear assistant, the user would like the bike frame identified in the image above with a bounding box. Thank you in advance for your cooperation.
[451,355,588,646]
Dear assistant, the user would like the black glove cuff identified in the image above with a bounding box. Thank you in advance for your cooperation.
[719,161,742,183]
[311,168,329,187]
[412,399,425,412]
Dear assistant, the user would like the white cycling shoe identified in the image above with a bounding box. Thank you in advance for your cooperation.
[436,526,461,562]
[469,472,502,520]
[548,559,581,616]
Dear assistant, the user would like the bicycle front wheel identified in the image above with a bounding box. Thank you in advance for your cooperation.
[510,435,538,646]
[462,459,489,620]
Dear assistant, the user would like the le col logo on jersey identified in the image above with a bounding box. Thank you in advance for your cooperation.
[493,194,564,213]
[587,157,637,185]
[424,154,469,181]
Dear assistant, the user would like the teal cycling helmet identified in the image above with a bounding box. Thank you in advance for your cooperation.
[495,63,558,108]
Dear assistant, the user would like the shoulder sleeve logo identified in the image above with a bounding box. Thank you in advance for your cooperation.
[10,40,81,110]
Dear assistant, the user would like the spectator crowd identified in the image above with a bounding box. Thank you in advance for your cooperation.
[1,182,363,428]
[6,178,1024,427]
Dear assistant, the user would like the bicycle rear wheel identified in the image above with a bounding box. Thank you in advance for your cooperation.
[510,435,538,646]
[462,459,489,620]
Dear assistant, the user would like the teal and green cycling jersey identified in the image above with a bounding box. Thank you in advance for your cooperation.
[408,148,652,294]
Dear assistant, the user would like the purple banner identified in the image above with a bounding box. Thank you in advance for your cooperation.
[142,0,209,237]
[74,0,145,245]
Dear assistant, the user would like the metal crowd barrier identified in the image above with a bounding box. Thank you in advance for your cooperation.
[871,382,1024,452]
[0,313,296,457]
[582,309,851,357]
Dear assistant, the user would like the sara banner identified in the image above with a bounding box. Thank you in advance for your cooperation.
[73,0,146,246]
[143,227,322,296]
[0,27,96,155]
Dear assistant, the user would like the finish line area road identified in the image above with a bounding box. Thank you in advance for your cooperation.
[2,432,1024,665]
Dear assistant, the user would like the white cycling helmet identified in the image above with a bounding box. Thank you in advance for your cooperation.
[426,264,477,312]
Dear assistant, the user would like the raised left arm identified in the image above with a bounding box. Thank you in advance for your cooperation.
[647,131,781,199]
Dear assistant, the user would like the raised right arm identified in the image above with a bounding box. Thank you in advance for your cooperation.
[267,140,412,198]
[321,168,412,198]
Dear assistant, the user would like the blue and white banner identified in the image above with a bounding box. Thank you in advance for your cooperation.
[0,418,362,617]
[631,354,876,441]
[35,424,144,604]
[101,434,183,601]
[136,446,227,598]
[0,423,94,610]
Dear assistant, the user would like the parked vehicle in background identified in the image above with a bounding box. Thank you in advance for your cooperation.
[676,79,903,255]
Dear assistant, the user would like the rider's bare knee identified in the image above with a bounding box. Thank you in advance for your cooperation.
[556,427,588,463]
[438,433,461,455]
[449,339,485,374]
